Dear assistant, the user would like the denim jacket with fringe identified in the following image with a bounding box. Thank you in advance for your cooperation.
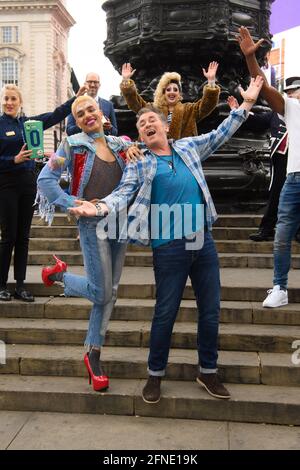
[36,133,129,225]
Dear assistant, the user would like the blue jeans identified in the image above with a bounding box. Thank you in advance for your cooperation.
[149,231,220,376]
[63,217,127,347]
[274,173,300,289]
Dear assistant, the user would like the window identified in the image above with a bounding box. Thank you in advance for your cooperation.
[2,26,12,43]
[1,26,20,44]
[0,57,19,88]
[14,26,19,43]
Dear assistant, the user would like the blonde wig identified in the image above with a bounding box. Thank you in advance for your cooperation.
[153,72,182,108]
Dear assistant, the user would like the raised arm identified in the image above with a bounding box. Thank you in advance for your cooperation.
[237,27,285,115]
[120,63,148,113]
[32,86,87,130]
[183,76,264,161]
[188,62,221,121]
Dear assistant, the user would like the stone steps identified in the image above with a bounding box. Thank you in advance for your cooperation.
[0,344,300,387]
[28,235,300,255]
[25,250,300,269]
[29,228,268,241]
[0,375,299,425]
[125,240,300,254]
[1,298,300,325]
[7,265,300,301]
[2,345,299,387]
[1,213,299,427]
[0,318,299,353]
[32,213,263,228]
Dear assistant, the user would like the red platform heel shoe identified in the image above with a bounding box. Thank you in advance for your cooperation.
[84,353,109,392]
[41,255,68,287]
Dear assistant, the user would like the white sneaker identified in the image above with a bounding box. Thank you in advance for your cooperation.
[262,285,288,308]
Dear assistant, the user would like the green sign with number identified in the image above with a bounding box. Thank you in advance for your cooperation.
[24,120,44,159]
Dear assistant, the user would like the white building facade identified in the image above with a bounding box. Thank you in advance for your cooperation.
[0,0,75,151]
[271,26,300,90]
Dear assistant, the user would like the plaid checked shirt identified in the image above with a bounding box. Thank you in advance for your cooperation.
[102,108,248,245]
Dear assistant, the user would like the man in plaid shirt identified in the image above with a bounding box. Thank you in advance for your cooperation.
[70,76,263,403]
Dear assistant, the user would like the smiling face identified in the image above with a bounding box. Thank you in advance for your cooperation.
[1,87,22,118]
[164,82,181,107]
[73,97,103,134]
[137,110,169,149]
[84,73,100,99]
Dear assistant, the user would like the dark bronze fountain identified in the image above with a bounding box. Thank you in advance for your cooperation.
[102,0,275,212]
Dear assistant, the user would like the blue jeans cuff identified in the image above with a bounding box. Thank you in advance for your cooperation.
[147,368,165,377]
[199,367,218,374]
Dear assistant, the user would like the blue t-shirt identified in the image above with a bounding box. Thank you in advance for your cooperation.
[150,149,206,248]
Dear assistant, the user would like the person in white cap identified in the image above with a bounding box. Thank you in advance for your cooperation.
[237,26,300,308]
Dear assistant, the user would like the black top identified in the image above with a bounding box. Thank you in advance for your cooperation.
[83,155,122,201]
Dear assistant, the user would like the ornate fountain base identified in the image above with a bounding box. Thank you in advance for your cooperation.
[104,0,275,213]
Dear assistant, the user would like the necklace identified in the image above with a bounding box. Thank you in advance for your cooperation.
[156,150,176,174]
[89,131,105,139]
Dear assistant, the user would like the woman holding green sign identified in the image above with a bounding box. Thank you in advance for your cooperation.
[0,83,86,302]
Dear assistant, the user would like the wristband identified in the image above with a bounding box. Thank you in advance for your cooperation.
[243,98,256,103]
[122,79,133,87]
[95,201,108,217]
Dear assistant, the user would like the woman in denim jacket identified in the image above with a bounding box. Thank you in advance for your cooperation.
[37,95,134,392]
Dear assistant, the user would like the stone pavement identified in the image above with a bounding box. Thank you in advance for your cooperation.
[1,411,300,450]
[1,213,300,444]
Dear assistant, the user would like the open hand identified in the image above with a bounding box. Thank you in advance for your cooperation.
[239,76,264,102]
[125,145,144,163]
[68,200,97,217]
[202,61,219,81]
[237,27,265,57]
[122,63,136,80]
[227,96,239,110]
[76,85,88,97]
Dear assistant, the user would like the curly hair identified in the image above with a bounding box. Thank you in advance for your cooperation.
[153,72,182,108]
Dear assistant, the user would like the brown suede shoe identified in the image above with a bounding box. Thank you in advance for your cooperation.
[142,376,162,404]
[197,373,231,399]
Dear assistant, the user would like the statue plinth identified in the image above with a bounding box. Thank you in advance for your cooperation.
[102,0,275,212]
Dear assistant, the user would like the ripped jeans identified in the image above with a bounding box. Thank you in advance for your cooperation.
[274,172,300,289]
[63,217,127,347]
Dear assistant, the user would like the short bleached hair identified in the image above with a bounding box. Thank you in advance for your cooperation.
[71,95,99,117]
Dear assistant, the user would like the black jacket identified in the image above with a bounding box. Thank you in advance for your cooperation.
[246,111,287,157]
